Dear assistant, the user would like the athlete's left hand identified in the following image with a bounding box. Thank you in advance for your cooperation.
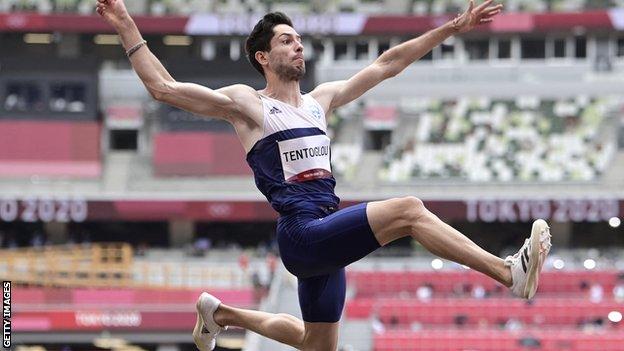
[452,0,503,34]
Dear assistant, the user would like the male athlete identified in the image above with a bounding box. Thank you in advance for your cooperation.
[97,1,552,350]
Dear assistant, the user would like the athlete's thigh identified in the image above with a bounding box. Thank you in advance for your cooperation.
[302,321,339,351]
[302,203,381,274]
[298,269,346,323]
[367,197,420,245]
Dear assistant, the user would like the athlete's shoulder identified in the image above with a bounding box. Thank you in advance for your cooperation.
[309,81,336,99]
[309,81,346,114]
[217,84,262,118]
[218,84,260,100]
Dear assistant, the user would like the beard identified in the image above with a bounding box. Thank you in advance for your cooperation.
[273,61,306,82]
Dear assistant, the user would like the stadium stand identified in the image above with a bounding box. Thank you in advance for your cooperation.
[0,59,102,178]
[153,131,250,176]
[373,329,624,351]
[4,244,258,340]
[345,268,624,351]
[346,270,623,298]
[379,96,621,182]
[2,0,621,15]
[0,120,101,178]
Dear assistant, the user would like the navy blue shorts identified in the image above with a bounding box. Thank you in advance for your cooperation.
[276,203,381,322]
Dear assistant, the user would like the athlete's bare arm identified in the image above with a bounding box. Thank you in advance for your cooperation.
[96,0,259,121]
[311,0,502,113]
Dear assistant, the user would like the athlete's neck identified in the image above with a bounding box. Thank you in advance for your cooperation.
[260,76,302,108]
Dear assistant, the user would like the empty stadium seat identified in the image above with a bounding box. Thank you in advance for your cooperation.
[347,269,624,351]
[12,286,255,306]
[153,131,250,176]
[374,330,624,351]
[348,297,623,327]
[347,270,621,297]
[0,120,101,178]
[379,97,620,183]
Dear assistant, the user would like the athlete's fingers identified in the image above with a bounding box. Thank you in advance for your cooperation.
[466,0,474,14]
[475,0,494,13]
[482,8,502,18]
[484,4,503,15]
[483,9,502,17]
[485,4,503,12]
[482,13,500,21]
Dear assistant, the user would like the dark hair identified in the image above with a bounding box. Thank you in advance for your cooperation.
[245,12,293,77]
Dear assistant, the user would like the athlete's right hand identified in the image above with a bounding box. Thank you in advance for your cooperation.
[96,0,130,29]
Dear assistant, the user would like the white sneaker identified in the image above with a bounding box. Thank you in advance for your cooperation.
[505,219,552,299]
[192,292,227,351]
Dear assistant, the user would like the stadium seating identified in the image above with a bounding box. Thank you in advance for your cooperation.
[11,286,256,333]
[374,330,624,351]
[153,131,250,176]
[348,297,623,326]
[0,120,101,178]
[379,96,619,182]
[347,270,622,297]
[12,286,255,307]
[331,143,363,178]
[345,269,624,351]
[1,0,617,15]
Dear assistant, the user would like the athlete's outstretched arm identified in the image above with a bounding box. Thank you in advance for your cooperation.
[312,0,502,111]
[96,0,250,119]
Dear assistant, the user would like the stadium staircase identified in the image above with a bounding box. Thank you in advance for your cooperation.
[243,264,377,351]
[353,152,384,188]
[603,151,624,184]
[243,264,301,351]
[102,151,134,193]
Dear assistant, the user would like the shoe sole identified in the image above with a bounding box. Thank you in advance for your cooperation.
[192,308,203,349]
[524,219,549,299]
[192,292,212,351]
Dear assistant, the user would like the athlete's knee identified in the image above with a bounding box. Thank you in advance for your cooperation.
[270,313,304,347]
[274,313,300,328]
[399,196,426,220]
[301,336,335,351]
[301,325,338,351]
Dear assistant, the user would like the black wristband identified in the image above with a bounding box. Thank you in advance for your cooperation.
[126,40,147,58]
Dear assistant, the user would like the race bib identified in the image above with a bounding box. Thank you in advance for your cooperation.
[278,135,332,183]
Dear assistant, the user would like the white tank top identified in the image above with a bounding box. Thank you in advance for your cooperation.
[258,93,331,183]
[246,93,339,214]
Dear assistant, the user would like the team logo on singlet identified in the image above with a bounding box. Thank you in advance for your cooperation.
[310,105,322,120]
[278,135,332,183]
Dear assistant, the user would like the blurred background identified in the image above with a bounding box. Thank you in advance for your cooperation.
[0,0,623,350]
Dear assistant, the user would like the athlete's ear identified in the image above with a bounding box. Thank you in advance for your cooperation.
[255,51,269,66]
